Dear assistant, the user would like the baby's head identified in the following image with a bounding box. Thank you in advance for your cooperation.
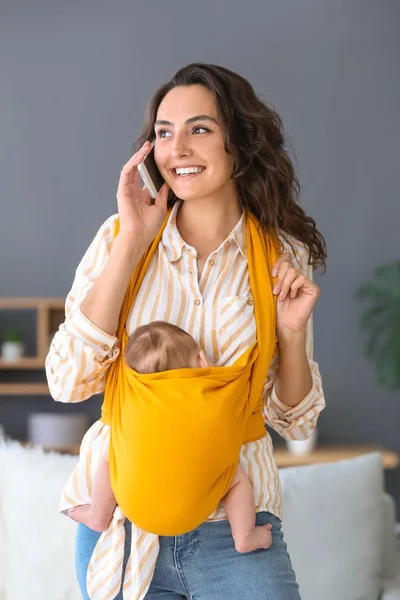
[124,321,208,374]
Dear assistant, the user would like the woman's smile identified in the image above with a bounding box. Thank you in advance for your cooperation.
[169,166,206,183]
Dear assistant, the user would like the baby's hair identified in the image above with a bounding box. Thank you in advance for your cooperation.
[125,321,201,374]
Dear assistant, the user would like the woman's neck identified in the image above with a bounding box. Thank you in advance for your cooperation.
[176,192,243,256]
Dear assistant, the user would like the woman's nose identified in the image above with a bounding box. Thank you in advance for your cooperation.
[170,134,192,159]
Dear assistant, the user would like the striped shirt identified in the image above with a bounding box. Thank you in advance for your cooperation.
[46,201,325,600]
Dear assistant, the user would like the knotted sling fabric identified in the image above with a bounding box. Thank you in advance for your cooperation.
[100,208,279,536]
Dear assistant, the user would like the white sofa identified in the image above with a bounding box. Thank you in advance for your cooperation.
[0,439,399,600]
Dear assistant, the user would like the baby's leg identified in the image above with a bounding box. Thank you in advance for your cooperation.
[71,457,116,532]
[220,465,272,553]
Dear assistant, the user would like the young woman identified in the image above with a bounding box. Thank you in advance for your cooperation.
[47,63,327,600]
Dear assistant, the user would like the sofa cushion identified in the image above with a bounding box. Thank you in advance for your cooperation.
[0,441,80,600]
[0,442,391,600]
[280,452,386,600]
[382,493,398,580]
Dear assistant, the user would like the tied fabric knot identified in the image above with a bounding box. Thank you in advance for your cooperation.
[87,507,159,600]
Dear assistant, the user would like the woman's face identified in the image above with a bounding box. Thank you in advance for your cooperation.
[153,84,235,202]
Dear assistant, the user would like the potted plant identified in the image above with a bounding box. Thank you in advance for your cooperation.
[1,329,25,364]
[356,262,400,391]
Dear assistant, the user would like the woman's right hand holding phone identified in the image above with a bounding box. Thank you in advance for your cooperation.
[116,141,169,246]
[79,142,169,336]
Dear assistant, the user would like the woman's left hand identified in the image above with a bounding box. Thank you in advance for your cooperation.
[272,252,320,336]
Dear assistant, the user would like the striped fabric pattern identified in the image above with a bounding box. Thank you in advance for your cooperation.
[48,202,325,600]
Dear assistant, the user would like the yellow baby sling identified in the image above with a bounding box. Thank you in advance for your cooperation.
[101,209,279,535]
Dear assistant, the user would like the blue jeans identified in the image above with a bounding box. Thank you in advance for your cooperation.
[76,512,301,599]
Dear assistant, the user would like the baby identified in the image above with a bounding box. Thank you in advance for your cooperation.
[71,321,272,553]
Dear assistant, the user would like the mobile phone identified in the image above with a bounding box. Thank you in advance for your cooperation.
[137,140,164,199]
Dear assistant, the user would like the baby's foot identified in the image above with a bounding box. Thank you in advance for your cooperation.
[234,524,272,553]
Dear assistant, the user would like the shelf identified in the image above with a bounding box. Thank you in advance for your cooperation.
[0,383,49,396]
[0,357,45,370]
[20,441,80,455]
[16,443,400,470]
[273,445,400,470]
[0,297,65,395]
[0,298,65,309]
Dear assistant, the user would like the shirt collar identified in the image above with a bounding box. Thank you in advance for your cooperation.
[161,201,186,262]
[161,201,247,262]
[229,211,247,260]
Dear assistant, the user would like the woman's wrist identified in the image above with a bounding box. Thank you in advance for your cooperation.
[275,327,312,408]
[114,231,148,264]
[277,327,307,348]
[80,233,147,336]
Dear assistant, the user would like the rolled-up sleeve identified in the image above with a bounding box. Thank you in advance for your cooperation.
[263,238,326,440]
[45,214,120,403]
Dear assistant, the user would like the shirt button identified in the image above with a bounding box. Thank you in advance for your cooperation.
[194,299,201,306]
[209,259,215,266]
[102,344,110,352]
[247,299,253,306]
[189,269,194,275]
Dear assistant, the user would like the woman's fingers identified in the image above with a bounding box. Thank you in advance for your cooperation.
[154,183,169,209]
[272,252,308,301]
[132,169,152,203]
[272,252,311,300]
[272,252,291,277]
[290,274,320,299]
[131,168,145,193]
[117,142,152,200]
[272,254,291,296]
[119,141,152,180]
[276,267,299,300]
[274,263,312,301]
[288,275,308,298]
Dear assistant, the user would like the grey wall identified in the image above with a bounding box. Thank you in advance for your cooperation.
[1,1,400,510]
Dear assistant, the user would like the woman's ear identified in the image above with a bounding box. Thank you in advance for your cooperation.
[197,350,210,368]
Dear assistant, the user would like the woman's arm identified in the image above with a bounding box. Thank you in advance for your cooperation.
[45,215,125,403]
[80,142,169,334]
[263,243,326,440]
[45,223,152,403]
[79,232,147,335]
[46,142,169,403]
[263,315,325,441]
[275,329,312,408]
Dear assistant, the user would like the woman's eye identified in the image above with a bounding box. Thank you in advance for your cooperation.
[156,126,210,138]
[193,126,210,134]
[157,130,172,138]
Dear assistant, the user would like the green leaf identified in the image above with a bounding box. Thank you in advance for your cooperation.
[357,283,392,300]
[375,336,400,390]
[364,316,393,359]
[3,329,23,342]
[357,261,400,391]
[359,303,394,331]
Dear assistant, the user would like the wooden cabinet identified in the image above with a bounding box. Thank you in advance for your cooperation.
[0,298,65,395]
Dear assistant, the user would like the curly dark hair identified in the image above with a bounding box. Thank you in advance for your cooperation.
[134,63,327,271]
